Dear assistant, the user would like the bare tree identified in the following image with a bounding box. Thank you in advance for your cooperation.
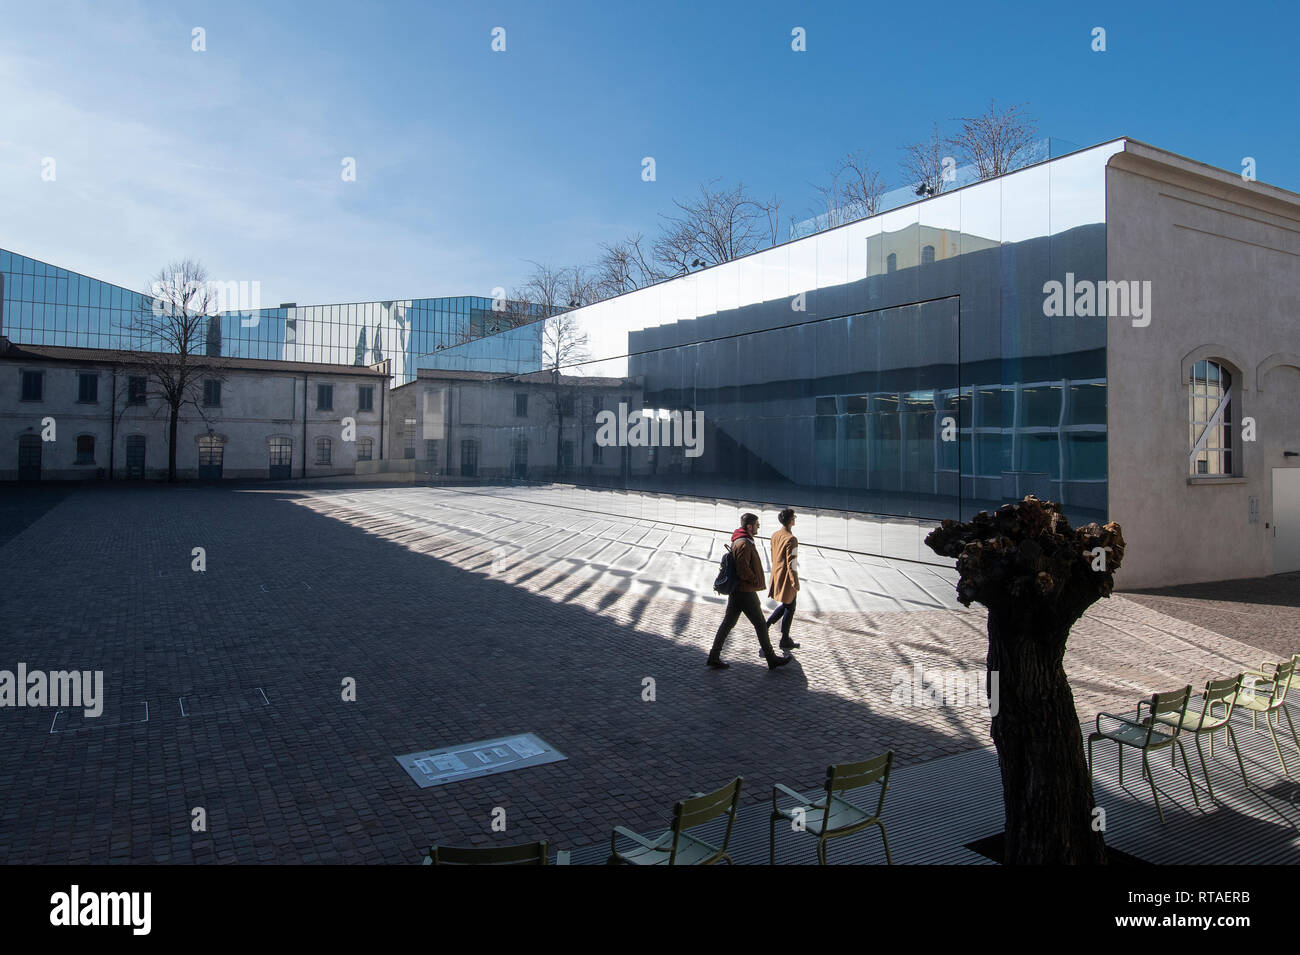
[812,149,886,228]
[518,261,568,318]
[122,260,222,481]
[653,179,781,274]
[946,99,1039,180]
[541,311,591,476]
[900,123,953,198]
[593,233,665,298]
[562,264,600,310]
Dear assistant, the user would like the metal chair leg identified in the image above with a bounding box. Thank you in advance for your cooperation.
[1143,751,1165,823]
[1177,740,1201,809]
[1194,734,1213,802]
[1266,714,1290,776]
[1280,704,1300,756]
[1226,724,1249,789]
[878,822,892,865]
[768,814,777,866]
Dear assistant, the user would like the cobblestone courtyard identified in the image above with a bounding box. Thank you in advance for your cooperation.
[0,483,1295,863]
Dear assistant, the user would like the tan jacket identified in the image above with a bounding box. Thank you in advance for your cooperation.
[731,535,766,592]
[768,528,799,603]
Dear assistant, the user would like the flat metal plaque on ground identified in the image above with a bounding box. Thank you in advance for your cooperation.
[396,732,566,788]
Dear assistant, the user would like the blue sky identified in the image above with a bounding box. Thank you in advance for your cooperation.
[1,0,1296,306]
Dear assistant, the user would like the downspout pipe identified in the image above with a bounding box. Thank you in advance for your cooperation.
[303,374,309,478]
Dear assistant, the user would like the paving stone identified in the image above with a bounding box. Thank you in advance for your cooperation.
[0,483,1291,862]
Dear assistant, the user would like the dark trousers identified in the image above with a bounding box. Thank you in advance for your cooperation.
[766,596,797,640]
[710,591,776,661]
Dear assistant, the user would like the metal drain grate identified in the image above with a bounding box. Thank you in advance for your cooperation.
[396,732,565,788]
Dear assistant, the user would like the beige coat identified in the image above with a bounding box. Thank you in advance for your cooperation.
[768,528,799,603]
[731,535,766,592]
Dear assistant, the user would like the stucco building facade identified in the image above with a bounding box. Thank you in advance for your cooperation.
[0,339,388,481]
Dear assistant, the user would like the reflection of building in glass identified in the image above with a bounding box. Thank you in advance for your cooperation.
[0,248,542,388]
[424,139,1300,587]
[386,369,644,482]
[4,139,1300,588]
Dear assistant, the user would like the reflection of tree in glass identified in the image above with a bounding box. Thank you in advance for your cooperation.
[543,313,591,476]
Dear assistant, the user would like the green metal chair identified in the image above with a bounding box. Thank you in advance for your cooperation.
[608,777,742,865]
[769,751,894,865]
[423,840,550,865]
[1088,686,1198,823]
[1236,659,1298,776]
[1152,675,1249,801]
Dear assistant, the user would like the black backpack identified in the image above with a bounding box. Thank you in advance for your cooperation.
[713,544,739,595]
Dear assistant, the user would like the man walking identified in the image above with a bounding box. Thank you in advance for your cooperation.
[707,513,792,670]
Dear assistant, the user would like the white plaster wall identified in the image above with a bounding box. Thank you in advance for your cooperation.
[1106,145,1300,588]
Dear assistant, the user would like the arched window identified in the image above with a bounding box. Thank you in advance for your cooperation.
[198,435,225,478]
[921,245,936,264]
[357,437,374,461]
[886,252,897,273]
[315,436,332,465]
[1189,360,1234,476]
[268,436,292,480]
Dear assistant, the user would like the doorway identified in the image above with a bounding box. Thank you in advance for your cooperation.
[1273,468,1300,574]
[199,435,224,480]
[125,435,146,479]
[18,434,41,481]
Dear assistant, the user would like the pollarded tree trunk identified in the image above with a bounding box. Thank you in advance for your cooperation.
[988,610,1105,864]
[926,495,1123,865]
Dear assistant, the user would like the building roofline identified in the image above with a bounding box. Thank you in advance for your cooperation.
[0,244,524,314]
[1112,138,1300,207]
[0,341,390,377]
[399,367,635,388]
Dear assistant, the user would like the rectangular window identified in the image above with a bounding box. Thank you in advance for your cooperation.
[404,418,416,459]
[77,373,98,403]
[358,386,374,412]
[20,370,43,401]
[75,434,95,464]
[515,392,528,417]
[203,379,221,407]
[558,394,575,417]
[315,437,332,465]
[317,383,333,411]
[128,376,147,405]
[592,442,603,464]
[425,439,439,465]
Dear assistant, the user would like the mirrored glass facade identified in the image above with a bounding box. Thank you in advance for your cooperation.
[0,248,539,386]
[419,141,1123,529]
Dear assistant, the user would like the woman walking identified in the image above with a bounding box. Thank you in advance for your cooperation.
[766,508,800,651]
